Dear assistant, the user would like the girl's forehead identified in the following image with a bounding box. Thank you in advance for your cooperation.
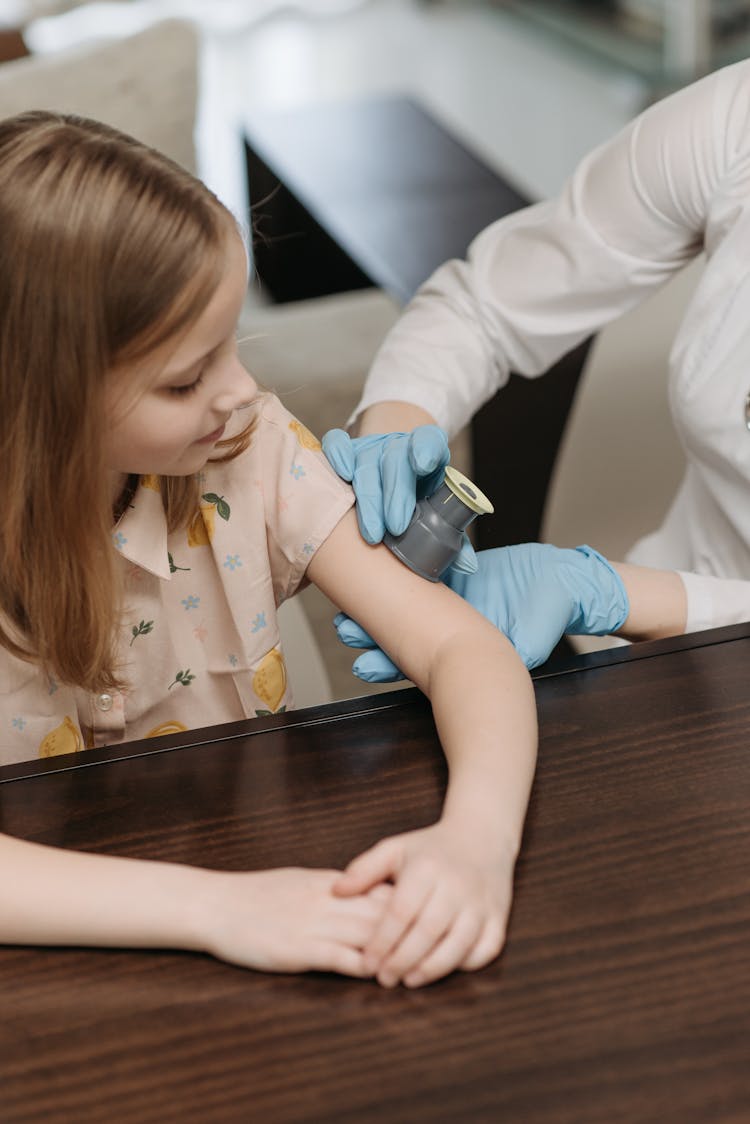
[160,235,248,372]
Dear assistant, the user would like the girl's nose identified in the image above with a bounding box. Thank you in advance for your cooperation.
[213,358,257,412]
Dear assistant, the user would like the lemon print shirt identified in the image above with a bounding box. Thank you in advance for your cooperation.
[0,393,354,765]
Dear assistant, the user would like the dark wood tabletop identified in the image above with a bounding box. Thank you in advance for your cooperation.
[2,624,749,1123]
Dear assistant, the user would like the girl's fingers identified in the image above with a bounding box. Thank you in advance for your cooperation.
[323,894,395,948]
[367,882,394,906]
[459,915,507,972]
[320,912,382,950]
[362,872,434,973]
[333,838,401,896]
[375,890,457,987]
[331,884,392,921]
[310,942,371,978]
[401,909,485,988]
[318,883,393,945]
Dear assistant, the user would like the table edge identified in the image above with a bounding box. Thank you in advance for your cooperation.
[2,621,748,784]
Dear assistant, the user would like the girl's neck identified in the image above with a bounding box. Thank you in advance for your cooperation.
[112,473,140,524]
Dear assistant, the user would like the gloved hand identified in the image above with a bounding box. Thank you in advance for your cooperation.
[334,543,630,681]
[322,425,478,574]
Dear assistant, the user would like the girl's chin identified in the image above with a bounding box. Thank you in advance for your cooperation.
[111,455,208,479]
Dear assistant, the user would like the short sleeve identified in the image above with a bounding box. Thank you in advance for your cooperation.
[251,394,355,604]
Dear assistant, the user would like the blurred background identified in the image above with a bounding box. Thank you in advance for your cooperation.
[6,0,750,227]
[3,0,750,702]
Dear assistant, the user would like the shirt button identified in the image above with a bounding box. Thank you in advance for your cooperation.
[96,692,114,712]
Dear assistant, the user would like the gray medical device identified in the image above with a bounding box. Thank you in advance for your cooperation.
[383,466,494,582]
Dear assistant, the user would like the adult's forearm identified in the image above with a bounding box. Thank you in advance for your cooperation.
[353,400,438,437]
[613,562,687,640]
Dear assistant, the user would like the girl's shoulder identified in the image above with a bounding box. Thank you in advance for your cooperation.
[251,389,321,438]
[209,391,330,485]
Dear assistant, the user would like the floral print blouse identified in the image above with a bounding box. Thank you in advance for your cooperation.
[0,393,354,766]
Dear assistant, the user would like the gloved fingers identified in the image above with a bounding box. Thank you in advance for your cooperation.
[321,429,356,481]
[351,443,392,544]
[407,424,450,473]
[333,610,403,681]
[380,426,451,534]
[448,536,479,575]
[506,592,573,670]
[352,649,405,683]
[440,542,580,666]
[380,434,419,537]
[333,612,377,650]
[323,431,404,543]
[410,427,450,503]
[323,426,453,545]
[335,613,404,681]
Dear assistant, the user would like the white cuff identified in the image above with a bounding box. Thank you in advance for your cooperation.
[678,570,750,633]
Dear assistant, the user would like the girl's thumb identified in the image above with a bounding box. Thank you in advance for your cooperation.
[333,839,398,896]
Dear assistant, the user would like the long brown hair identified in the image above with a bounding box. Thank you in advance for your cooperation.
[0,111,252,693]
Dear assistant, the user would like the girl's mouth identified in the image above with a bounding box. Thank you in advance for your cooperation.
[195,423,226,445]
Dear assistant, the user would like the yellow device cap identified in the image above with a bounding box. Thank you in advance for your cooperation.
[443,466,494,517]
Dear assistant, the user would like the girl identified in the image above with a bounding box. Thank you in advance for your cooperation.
[0,110,552,988]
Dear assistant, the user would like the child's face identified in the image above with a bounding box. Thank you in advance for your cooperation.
[105,233,255,487]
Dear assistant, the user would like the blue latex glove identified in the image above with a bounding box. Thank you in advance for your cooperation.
[334,543,630,681]
[322,425,478,574]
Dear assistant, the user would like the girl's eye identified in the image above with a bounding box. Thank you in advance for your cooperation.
[169,371,205,397]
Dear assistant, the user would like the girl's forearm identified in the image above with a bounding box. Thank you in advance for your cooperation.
[613,562,687,641]
[0,831,210,950]
[426,630,538,855]
[0,833,389,979]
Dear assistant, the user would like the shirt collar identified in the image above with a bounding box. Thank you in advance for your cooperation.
[113,475,172,581]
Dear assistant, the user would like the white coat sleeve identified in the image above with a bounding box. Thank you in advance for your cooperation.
[679,572,750,633]
[352,62,746,437]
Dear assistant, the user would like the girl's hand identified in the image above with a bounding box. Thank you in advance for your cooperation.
[333,824,515,988]
[200,867,392,977]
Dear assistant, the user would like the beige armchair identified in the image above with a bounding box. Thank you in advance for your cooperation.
[0,19,199,171]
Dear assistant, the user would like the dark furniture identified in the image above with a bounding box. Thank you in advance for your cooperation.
[2,624,750,1122]
[245,95,592,548]
[0,30,28,64]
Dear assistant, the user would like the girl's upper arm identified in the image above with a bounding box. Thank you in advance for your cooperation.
[306,509,499,691]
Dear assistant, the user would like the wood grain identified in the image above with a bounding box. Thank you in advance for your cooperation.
[1,631,749,1122]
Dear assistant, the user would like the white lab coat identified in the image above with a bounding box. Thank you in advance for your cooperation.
[354,59,750,634]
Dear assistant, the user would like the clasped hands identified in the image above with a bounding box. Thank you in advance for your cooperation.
[334,818,512,987]
[205,820,513,988]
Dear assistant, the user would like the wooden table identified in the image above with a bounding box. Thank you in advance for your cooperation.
[2,625,749,1122]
